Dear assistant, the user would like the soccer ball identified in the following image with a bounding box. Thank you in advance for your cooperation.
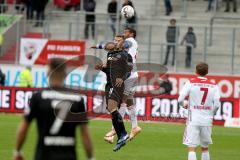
[121,5,135,19]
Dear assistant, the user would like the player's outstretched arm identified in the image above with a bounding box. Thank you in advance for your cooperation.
[80,124,95,160]
[90,42,116,52]
[14,120,30,160]
[90,42,105,50]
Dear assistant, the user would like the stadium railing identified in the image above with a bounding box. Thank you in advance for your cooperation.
[0,4,239,75]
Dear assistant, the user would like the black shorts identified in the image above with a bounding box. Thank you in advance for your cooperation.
[105,82,124,105]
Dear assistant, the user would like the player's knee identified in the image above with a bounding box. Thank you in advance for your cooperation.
[122,94,128,103]
[201,147,209,152]
[188,146,196,152]
[107,99,117,112]
[201,141,209,150]
[126,98,134,107]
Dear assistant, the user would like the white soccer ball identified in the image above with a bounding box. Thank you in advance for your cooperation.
[121,5,135,19]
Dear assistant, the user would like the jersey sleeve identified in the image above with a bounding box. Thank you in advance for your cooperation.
[178,80,191,103]
[96,42,105,49]
[24,92,39,122]
[126,40,137,63]
[213,85,221,113]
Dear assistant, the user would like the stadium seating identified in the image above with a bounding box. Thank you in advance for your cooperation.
[0,0,239,74]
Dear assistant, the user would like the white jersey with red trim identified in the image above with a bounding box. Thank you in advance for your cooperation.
[178,77,221,126]
[125,37,138,78]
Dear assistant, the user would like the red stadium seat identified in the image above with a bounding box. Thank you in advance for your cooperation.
[54,0,80,9]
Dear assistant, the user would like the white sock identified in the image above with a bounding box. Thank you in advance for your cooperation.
[119,103,127,118]
[201,151,210,160]
[128,105,138,129]
[188,151,197,160]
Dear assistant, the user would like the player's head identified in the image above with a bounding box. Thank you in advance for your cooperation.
[188,27,193,32]
[124,27,136,39]
[114,34,125,44]
[112,34,124,51]
[170,19,176,25]
[195,62,208,77]
[48,58,66,86]
[124,0,130,4]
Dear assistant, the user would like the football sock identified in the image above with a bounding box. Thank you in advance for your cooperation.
[201,151,210,160]
[111,110,127,139]
[128,105,138,129]
[188,151,197,160]
[119,103,127,118]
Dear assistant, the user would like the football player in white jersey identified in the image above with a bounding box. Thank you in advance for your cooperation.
[178,62,221,160]
[104,27,142,143]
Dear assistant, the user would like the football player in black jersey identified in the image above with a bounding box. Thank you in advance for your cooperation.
[14,58,94,160]
[94,37,133,151]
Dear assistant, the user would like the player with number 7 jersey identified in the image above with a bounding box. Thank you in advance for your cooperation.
[178,74,220,126]
[178,62,221,160]
[14,58,95,160]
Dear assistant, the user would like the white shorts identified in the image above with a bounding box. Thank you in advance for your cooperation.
[123,76,138,97]
[183,125,212,148]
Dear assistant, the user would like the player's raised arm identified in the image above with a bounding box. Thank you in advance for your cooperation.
[80,124,95,160]
[178,80,191,108]
[90,42,116,52]
[90,42,105,49]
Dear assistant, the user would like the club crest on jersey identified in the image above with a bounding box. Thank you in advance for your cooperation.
[108,57,118,61]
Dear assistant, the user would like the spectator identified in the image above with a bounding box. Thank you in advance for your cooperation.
[163,19,179,66]
[15,0,25,14]
[19,66,33,87]
[32,0,48,27]
[181,27,197,68]
[164,0,172,16]
[122,0,137,29]
[225,0,237,12]
[160,74,172,94]
[84,0,96,39]
[26,0,34,20]
[108,0,117,36]
[0,0,7,13]
[0,68,5,86]
[206,0,214,12]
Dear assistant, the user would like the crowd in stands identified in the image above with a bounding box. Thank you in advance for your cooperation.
[0,0,239,71]
[0,1,238,26]
[163,18,197,68]
[83,0,137,39]
[165,0,238,15]
[0,0,48,27]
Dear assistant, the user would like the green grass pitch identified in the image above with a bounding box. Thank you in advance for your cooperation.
[0,114,240,160]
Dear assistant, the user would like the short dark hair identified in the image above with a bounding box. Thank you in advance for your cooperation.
[188,27,193,31]
[170,18,176,23]
[48,58,66,79]
[196,62,208,76]
[124,27,137,38]
[115,34,125,40]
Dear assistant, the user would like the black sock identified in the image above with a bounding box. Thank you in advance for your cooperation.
[111,110,127,139]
